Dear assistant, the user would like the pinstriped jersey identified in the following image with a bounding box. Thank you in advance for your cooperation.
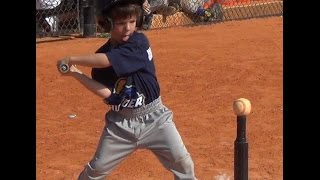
[91,32,160,111]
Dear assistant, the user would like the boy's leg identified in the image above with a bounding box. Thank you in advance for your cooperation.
[139,108,197,180]
[78,120,137,180]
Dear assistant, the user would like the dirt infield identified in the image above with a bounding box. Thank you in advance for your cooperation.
[36,17,283,180]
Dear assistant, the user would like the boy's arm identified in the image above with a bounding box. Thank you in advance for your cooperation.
[67,65,111,99]
[62,53,111,68]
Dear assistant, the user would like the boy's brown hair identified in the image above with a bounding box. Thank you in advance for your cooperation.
[97,0,144,32]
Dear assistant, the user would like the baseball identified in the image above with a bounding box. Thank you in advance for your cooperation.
[233,98,251,116]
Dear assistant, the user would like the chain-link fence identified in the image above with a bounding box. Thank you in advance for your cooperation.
[36,0,283,38]
[147,0,282,30]
[36,0,80,37]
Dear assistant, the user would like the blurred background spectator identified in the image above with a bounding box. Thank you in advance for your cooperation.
[36,0,62,33]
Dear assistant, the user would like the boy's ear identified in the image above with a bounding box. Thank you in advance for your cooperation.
[96,15,113,32]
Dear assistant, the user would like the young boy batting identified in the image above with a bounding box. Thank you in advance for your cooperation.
[56,0,197,179]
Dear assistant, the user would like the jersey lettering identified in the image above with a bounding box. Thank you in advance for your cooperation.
[135,96,144,107]
[110,93,145,111]
[147,47,153,61]
[111,104,121,111]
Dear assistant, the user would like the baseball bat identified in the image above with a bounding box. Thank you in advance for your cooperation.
[59,63,69,74]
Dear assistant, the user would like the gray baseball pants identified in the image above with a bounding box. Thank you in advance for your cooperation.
[78,97,197,180]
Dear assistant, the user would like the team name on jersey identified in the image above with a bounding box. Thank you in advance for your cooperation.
[111,93,145,112]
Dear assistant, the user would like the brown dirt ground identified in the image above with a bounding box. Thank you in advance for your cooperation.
[36,17,283,180]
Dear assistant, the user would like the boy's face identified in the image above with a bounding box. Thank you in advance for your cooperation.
[111,15,137,44]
